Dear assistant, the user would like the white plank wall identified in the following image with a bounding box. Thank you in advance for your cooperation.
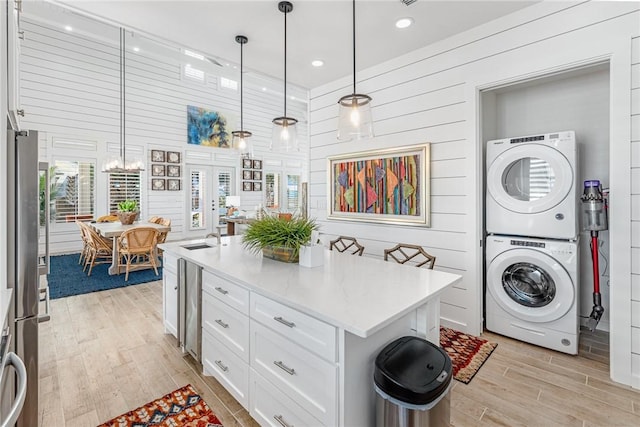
[19,17,308,254]
[630,35,640,383]
[309,0,640,390]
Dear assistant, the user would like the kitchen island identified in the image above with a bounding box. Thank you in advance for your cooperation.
[159,236,461,427]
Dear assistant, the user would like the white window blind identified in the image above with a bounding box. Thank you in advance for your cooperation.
[108,172,141,214]
[52,160,95,223]
[190,170,205,229]
[265,173,280,209]
[218,171,232,212]
[287,174,300,211]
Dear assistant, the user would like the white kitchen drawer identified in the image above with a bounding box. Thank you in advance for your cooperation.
[163,253,178,274]
[250,370,326,427]
[251,293,337,362]
[202,270,249,315]
[202,291,249,362]
[250,320,337,426]
[202,329,249,409]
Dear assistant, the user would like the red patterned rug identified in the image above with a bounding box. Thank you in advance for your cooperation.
[97,384,222,427]
[440,327,497,384]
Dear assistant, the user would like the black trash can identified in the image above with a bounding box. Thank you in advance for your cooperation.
[374,336,453,427]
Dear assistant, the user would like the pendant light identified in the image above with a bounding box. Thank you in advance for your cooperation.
[231,35,252,157]
[102,28,144,173]
[271,1,298,152]
[337,0,373,141]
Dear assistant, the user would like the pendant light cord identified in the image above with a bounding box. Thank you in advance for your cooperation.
[283,8,288,118]
[240,40,244,131]
[120,27,127,167]
[352,0,356,94]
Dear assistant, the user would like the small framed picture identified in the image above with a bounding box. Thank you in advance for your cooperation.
[243,181,252,191]
[167,151,181,163]
[243,170,252,180]
[242,158,253,169]
[167,165,181,177]
[152,164,165,176]
[252,159,262,169]
[151,150,165,162]
[253,170,262,181]
[167,179,181,191]
[253,182,262,191]
[152,178,165,190]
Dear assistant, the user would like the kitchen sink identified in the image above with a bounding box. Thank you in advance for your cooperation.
[181,243,212,250]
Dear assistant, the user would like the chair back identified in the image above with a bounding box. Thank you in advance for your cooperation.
[158,217,171,227]
[119,227,159,253]
[85,225,113,251]
[329,236,365,256]
[148,216,161,224]
[96,214,118,223]
[383,243,436,269]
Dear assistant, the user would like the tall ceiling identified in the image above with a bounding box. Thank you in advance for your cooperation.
[43,0,538,90]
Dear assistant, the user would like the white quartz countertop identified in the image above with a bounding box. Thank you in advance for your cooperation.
[160,237,462,338]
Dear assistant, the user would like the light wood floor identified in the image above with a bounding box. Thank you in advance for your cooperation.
[39,281,640,426]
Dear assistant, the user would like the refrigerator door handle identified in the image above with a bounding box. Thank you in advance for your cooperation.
[0,352,27,427]
[38,162,50,276]
[178,259,185,349]
[37,286,50,323]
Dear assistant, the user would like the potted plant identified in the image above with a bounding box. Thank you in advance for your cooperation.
[242,215,318,263]
[116,199,139,225]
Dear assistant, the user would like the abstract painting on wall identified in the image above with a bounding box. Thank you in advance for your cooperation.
[187,105,231,148]
[328,144,430,226]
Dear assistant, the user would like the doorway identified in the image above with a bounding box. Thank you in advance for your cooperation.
[185,164,234,239]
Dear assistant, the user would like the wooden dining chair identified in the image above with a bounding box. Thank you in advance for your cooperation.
[96,214,118,223]
[84,225,114,276]
[76,221,91,266]
[148,216,161,224]
[155,218,171,256]
[329,236,365,256]
[117,227,160,281]
[383,243,436,269]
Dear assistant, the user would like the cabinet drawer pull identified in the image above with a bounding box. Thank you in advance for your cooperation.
[215,319,229,329]
[273,360,295,376]
[215,286,229,295]
[214,360,228,372]
[274,316,295,328]
[273,414,293,427]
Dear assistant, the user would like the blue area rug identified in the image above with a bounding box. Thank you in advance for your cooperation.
[47,253,162,299]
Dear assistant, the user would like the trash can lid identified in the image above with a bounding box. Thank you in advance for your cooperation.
[374,336,452,405]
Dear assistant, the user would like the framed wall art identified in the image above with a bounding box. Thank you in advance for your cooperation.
[253,182,262,192]
[243,181,253,191]
[187,105,231,148]
[151,150,165,162]
[243,170,253,180]
[152,179,165,191]
[253,170,262,181]
[243,158,253,169]
[252,159,262,169]
[327,144,430,226]
[167,179,181,191]
[167,165,181,177]
[152,164,165,176]
[167,151,181,163]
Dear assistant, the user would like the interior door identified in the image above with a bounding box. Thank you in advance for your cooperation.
[185,164,234,238]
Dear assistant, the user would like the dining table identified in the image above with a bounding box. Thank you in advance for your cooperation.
[89,221,171,275]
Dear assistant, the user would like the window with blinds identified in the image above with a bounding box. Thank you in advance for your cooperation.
[218,171,232,216]
[190,170,205,229]
[108,172,141,214]
[286,174,300,211]
[265,172,280,209]
[52,160,95,223]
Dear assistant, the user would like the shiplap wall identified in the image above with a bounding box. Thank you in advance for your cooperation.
[309,1,639,385]
[19,17,308,254]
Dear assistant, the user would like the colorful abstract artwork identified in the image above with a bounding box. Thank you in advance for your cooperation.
[328,144,430,226]
[187,105,230,148]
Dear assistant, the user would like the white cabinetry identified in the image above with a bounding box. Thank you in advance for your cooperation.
[7,0,22,129]
[162,253,178,337]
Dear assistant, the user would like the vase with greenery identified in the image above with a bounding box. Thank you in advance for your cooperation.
[116,199,139,225]
[242,215,318,263]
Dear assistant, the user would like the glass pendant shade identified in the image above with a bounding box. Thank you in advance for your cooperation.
[271,116,298,152]
[232,35,253,157]
[337,93,373,141]
[103,28,144,173]
[337,0,374,141]
[271,1,298,152]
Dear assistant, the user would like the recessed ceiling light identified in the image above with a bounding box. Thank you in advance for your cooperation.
[311,59,324,67]
[395,17,413,29]
[290,96,295,100]
[262,87,267,92]
[64,25,73,32]
[133,47,140,52]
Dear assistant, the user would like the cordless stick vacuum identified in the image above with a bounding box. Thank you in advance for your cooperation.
[581,180,608,332]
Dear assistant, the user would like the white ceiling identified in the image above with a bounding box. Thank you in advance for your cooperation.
[41,0,538,90]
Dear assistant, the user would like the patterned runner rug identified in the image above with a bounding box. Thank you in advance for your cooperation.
[97,384,222,427]
[440,327,497,384]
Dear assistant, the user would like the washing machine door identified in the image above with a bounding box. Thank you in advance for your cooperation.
[487,144,573,214]
[487,248,574,323]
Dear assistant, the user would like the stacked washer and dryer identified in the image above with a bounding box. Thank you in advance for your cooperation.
[485,131,580,354]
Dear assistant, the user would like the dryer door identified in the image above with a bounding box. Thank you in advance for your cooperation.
[487,248,574,323]
[487,144,573,214]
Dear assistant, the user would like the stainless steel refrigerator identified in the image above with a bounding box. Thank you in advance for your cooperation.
[2,129,50,427]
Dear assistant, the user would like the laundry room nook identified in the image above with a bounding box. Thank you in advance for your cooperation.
[481,63,611,354]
